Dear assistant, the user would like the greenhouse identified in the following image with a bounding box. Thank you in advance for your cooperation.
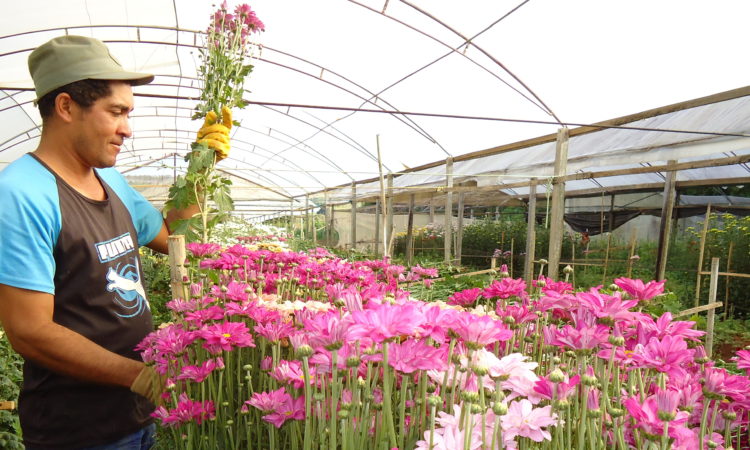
[1,1,750,449]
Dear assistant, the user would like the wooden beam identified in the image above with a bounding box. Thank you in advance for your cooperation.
[655,160,677,281]
[456,192,465,265]
[524,179,538,284]
[406,194,415,265]
[444,157,454,264]
[350,183,357,249]
[674,301,723,319]
[168,235,188,301]
[386,173,394,257]
[694,204,711,307]
[0,401,15,410]
[547,128,570,280]
[706,258,720,357]
[374,198,381,257]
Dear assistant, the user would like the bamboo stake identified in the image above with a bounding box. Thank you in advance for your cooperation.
[406,194,415,265]
[694,204,712,307]
[168,235,188,301]
[444,157,454,264]
[547,128,570,280]
[724,241,733,320]
[376,135,388,258]
[523,179,538,285]
[627,226,637,278]
[456,192,465,266]
[350,182,357,249]
[602,233,612,285]
[706,257,720,358]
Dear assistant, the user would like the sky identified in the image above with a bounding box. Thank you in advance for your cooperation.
[2,0,750,200]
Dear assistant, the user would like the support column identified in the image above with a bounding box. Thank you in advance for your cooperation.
[350,182,357,249]
[374,199,381,256]
[304,195,309,240]
[386,173,394,257]
[456,192,465,265]
[546,128,569,280]
[655,160,677,281]
[524,179,538,284]
[444,157,454,264]
[406,194,415,265]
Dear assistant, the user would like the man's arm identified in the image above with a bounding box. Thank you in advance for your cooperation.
[144,204,200,254]
[0,284,142,388]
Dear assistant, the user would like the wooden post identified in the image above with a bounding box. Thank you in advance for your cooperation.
[329,203,336,247]
[655,160,678,281]
[547,128,570,280]
[386,173,394,257]
[626,226,637,278]
[429,197,435,223]
[303,195,309,240]
[602,233,612,285]
[444,157,454,264]
[289,199,294,237]
[524,179,538,285]
[323,190,330,245]
[706,257,719,358]
[376,135,388,257]
[374,198,381,257]
[694,204,712,307]
[456,192,465,265]
[406,194,415,265]
[167,235,188,301]
[350,182,357,249]
[725,241,733,320]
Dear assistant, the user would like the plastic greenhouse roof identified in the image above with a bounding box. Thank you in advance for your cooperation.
[2,0,750,218]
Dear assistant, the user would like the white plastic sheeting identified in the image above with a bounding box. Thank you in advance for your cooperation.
[2,0,750,218]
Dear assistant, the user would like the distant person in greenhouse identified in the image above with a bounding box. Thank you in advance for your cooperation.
[0,35,230,449]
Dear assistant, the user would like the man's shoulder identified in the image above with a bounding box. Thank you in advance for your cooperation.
[0,154,57,201]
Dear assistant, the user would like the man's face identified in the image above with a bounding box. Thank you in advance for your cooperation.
[71,81,134,169]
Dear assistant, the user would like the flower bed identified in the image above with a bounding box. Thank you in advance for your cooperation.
[138,241,750,449]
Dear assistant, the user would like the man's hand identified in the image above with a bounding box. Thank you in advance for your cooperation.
[130,365,167,406]
[196,106,232,161]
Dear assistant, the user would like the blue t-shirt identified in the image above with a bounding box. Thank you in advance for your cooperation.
[0,153,164,448]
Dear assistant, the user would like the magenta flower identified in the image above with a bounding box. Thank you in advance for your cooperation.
[613,277,665,301]
[702,367,750,401]
[415,304,459,344]
[501,399,557,442]
[246,387,290,412]
[347,302,423,343]
[304,311,351,350]
[254,321,295,343]
[543,322,610,351]
[387,338,447,373]
[197,321,256,353]
[533,275,573,294]
[262,394,305,428]
[451,312,512,349]
[447,288,483,307]
[623,394,689,437]
[637,312,705,344]
[186,242,222,257]
[576,288,639,321]
[732,349,750,374]
[483,277,527,300]
[533,373,580,402]
[632,335,694,378]
[151,393,216,427]
[270,360,313,389]
[176,358,223,383]
[184,305,225,326]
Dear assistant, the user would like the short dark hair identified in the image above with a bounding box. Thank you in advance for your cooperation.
[37,79,113,119]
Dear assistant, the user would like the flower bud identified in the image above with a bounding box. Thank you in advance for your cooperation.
[608,335,625,347]
[295,345,314,358]
[536,279,547,288]
[313,392,325,402]
[549,368,566,383]
[538,259,548,265]
[608,283,619,291]
[473,365,489,376]
[346,356,361,368]
[589,408,602,418]
[426,384,437,394]
[337,409,349,419]
[707,441,719,449]
[563,265,574,274]
[608,407,625,418]
[502,316,516,325]
[657,410,676,422]
[722,410,737,421]
[220,285,229,293]
[492,402,508,416]
[499,271,510,278]
[581,374,598,387]
[470,404,484,414]
[460,391,480,403]
[427,395,442,407]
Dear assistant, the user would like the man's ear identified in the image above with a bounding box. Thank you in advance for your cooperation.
[54,92,77,123]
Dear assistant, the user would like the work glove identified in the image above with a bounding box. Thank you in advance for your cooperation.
[130,365,167,406]
[196,105,232,161]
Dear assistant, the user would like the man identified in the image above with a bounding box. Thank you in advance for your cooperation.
[0,35,230,449]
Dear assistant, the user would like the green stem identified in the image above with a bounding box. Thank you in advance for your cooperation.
[381,342,398,449]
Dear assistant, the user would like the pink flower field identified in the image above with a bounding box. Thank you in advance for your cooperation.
[137,241,750,449]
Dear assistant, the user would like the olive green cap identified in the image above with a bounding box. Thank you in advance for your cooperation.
[28,35,154,103]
